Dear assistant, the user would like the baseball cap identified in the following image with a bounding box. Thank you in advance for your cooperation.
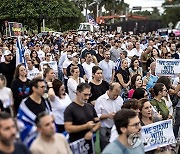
[3,50,12,56]
[72,52,80,57]
[28,42,34,48]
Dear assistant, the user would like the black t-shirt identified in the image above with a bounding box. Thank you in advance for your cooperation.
[88,80,109,103]
[66,63,85,78]
[0,142,31,154]
[0,58,16,88]
[64,102,98,143]
[95,53,104,63]
[171,52,179,59]
[25,97,46,116]
[11,78,30,113]
[115,67,130,84]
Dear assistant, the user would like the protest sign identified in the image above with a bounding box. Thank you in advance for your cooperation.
[155,59,180,76]
[141,119,176,152]
[70,138,95,154]
[40,61,58,77]
[8,22,23,37]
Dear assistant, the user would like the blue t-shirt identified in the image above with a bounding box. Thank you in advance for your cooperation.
[102,138,145,154]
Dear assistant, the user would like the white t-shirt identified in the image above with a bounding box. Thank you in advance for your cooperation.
[0,87,13,108]
[50,94,71,125]
[99,60,115,83]
[62,59,72,79]
[27,67,40,80]
[67,77,85,101]
[129,48,143,58]
[37,50,45,61]
[82,62,95,80]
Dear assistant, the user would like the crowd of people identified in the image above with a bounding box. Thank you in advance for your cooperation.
[0,30,179,154]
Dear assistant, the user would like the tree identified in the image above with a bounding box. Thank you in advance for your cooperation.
[0,0,83,33]
[162,0,180,27]
[134,7,161,20]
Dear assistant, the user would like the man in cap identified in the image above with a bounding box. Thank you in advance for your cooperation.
[0,50,16,87]
[66,52,86,80]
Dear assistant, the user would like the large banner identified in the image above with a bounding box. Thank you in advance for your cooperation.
[155,59,180,76]
[141,119,176,152]
[8,22,23,37]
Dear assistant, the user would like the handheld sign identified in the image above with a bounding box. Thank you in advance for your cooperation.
[141,119,176,152]
[8,22,23,37]
[155,59,180,76]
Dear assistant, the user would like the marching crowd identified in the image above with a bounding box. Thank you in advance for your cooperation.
[0,30,179,154]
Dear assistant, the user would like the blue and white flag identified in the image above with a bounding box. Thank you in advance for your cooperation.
[16,36,25,66]
[87,15,98,27]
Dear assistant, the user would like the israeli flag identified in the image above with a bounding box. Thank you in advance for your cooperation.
[87,15,98,27]
[16,36,25,66]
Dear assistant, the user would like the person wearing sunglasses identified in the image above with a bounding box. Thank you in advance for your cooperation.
[17,78,51,147]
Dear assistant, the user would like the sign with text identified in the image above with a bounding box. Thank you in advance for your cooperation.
[40,61,58,78]
[8,22,23,37]
[155,59,180,76]
[141,119,176,152]
[70,138,95,154]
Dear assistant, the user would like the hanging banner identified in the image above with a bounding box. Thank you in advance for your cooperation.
[8,22,23,37]
[155,59,180,76]
[141,119,176,152]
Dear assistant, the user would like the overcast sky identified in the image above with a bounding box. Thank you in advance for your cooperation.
[124,0,165,12]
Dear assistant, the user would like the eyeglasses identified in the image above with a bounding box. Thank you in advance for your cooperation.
[128,122,141,128]
[81,93,92,97]
[87,43,91,45]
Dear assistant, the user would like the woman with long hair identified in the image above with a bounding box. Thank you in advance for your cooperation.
[30,50,41,70]
[48,79,71,133]
[115,59,131,100]
[67,66,85,101]
[129,56,143,77]
[96,44,105,63]
[11,64,30,113]
[146,48,160,70]
[0,74,14,115]
[88,66,109,105]
[139,98,154,126]
[128,74,143,99]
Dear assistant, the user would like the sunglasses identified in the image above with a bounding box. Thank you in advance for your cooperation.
[46,54,51,57]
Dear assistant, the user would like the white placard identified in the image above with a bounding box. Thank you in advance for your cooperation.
[141,119,176,152]
[155,59,180,76]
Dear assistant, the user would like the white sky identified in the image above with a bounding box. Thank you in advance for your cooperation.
[83,0,165,16]
[124,0,165,12]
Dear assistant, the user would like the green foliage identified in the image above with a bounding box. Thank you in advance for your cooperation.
[0,0,83,32]
[162,0,180,27]
[134,8,161,20]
